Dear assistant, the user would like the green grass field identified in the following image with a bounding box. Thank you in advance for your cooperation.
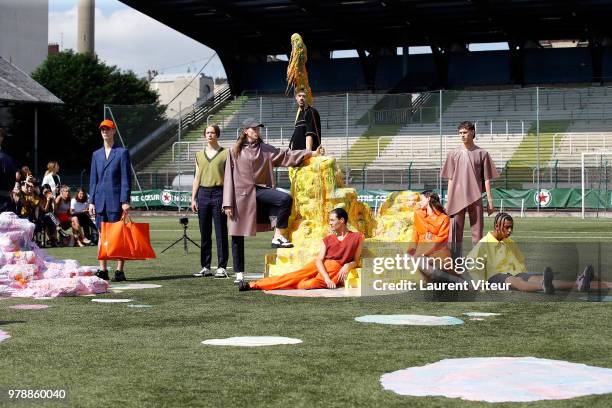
[1,216,612,407]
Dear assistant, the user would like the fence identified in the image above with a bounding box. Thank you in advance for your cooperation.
[104,86,612,208]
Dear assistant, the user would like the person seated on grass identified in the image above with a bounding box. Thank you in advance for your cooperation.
[71,187,97,243]
[407,190,463,284]
[239,207,364,291]
[465,212,610,294]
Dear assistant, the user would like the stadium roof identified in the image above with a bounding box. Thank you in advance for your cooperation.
[0,57,63,106]
[121,0,612,56]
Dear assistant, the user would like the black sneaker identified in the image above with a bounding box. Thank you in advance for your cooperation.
[112,270,127,282]
[238,280,251,292]
[542,267,555,295]
[576,265,594,292]
[95,269,109,281]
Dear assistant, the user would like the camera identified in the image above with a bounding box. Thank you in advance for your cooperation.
[179,217,189,226]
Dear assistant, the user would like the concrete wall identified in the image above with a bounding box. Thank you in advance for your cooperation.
[0,0,48,74]
[150,74,214,115]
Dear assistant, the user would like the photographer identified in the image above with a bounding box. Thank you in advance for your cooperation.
[39,184,63,246]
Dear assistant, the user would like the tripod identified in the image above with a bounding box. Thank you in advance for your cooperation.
[161,223,200,254]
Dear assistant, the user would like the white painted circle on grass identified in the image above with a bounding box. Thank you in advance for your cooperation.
[91,298,133,303]
[127,304,153,308]
[201,336,302,347]
[355,314,464,326]
[463,312,500,317]
[381,357,612,402]
[108,283,162,290]
[9,304,49,310]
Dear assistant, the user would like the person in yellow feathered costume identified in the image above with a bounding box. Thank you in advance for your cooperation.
[287,33,323,152]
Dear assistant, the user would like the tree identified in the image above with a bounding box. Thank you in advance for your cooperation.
[10,50,165,175]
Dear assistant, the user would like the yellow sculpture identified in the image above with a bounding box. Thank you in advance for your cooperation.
[265,156,419,289]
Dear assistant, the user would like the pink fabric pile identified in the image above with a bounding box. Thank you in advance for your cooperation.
[0,212,108,297]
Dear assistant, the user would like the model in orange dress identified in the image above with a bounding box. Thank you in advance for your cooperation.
[239,208,364,291]
[407,191,455,282]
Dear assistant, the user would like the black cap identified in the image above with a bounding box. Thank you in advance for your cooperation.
[241,117,264,128]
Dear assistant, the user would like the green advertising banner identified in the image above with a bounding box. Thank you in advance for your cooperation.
[131,188,611,210]
[355,188,612,210]
[491,188,611,209]
[131,189,192,208]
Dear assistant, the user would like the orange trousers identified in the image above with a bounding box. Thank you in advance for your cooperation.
[250,260,343,290]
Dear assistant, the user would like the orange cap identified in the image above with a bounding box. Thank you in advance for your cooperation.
[99,119,115,129]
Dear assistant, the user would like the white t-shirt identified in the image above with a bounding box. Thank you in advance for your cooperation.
[42,173,61,195]
[71,198,89,214]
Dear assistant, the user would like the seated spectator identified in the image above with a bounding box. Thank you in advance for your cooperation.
[55,185,90,246]
[70,187,97,244]
[70,215,91,247]
[38,184,66,247]
[14,166,33,193]
[15,180,40,223]
[42,161,61,197]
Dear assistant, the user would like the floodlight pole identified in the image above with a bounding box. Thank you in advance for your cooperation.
[536,87,540,213]
[177,101,182,212]
[582,152,585,219]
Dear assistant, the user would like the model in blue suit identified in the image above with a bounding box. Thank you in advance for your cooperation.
[89,119,131,282]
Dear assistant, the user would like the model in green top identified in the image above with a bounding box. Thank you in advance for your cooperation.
[191,124,230,278]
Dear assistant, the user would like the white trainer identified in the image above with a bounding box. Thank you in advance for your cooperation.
[271,235,294,248]
[193,267,211,277]
[214,267,229,278]
[234,272,244,283]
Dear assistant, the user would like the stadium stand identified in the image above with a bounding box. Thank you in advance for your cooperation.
[137,94,381,177]
[131,86,612,190]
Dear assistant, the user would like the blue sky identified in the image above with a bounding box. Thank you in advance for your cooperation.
[48,0,225,78]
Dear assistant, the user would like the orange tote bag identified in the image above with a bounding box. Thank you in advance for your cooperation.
[98,212,156,261]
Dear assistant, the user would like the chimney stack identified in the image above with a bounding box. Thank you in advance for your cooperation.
[77,0,95,54]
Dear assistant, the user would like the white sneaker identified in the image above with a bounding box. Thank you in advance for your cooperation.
[214,267,229,278]
[193,267,211,277]
[271,235,294,248]
[234,272,244,283]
